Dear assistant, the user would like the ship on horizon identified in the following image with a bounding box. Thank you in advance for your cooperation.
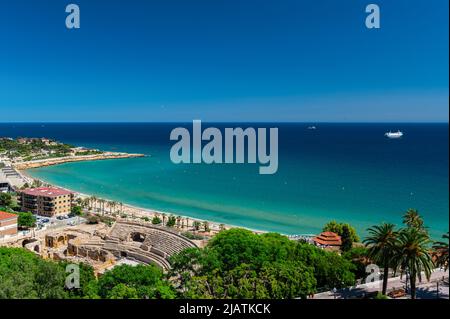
[385,130,404,139]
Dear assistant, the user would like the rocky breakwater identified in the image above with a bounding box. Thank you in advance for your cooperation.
[13,152,146,170]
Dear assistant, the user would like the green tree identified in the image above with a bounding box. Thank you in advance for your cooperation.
[17,212,36,229]
[0,247,68,299]
[342,247,370,280]
[169,229,355,298]
[108,284,138,299]
[402,209,425,231]
[323,221,359,242]
[97,264,175,299]
[86,215,100,224]
[363,223,397,295]
[71,205,83,216]
[340,225,353,252]
[293,243,355,289]
[202,221,210,232]
[392,228,433,299]
[152,216,162,225]
[433,232,449,270]
[0,193,13,207]
[59,261,98,299]
[34,261,67,299]
[166,215,176,227]
[193,221,201,231]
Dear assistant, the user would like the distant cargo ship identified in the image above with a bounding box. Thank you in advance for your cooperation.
[385,131,404,139]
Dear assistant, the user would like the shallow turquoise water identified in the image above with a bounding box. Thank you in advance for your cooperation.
[13,123,447,239]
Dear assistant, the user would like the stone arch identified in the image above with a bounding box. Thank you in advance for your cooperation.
[22,238,38,247]
[57,235,66,245]
[130,232,146,243]
[34,245,40,253]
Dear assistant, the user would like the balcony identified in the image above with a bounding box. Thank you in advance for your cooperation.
[43,202,55,207]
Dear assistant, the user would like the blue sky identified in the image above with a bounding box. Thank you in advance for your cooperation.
[0,0,448,122]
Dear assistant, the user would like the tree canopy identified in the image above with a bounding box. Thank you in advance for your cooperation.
[323,221,360,242]
[169,229,355,298]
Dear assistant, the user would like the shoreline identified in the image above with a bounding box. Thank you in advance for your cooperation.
[18,167,315,238]
[18,168,278,237]
[8,150,250,236]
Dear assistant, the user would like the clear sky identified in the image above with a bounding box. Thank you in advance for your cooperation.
[0,0,448,122]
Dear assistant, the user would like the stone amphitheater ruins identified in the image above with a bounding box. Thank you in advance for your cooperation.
[18,220,198,274]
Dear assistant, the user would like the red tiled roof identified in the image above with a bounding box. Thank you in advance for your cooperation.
[20,187,73,197]
[313,231,342,246]
[0,211,18,221]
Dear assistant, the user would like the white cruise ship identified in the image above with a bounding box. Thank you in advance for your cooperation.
[385,130,404,139]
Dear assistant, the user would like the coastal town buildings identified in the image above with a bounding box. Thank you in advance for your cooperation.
[18,187,74,217]
[0,180,13,193]
[0,165,26,190]
[0,211,18,239]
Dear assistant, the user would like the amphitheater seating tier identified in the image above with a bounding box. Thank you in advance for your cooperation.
[101,221,197,270]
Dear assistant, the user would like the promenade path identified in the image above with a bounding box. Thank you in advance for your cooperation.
[312,268,449,299]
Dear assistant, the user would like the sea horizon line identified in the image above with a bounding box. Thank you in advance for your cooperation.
[0,121,449,124]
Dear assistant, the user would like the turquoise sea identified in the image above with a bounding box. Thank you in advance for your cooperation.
[1,123,448,238]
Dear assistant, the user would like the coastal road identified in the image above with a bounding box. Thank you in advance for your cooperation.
[312,268,449,299]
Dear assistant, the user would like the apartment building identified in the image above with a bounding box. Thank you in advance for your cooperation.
[0,211,18,239]
[18,187,74,217]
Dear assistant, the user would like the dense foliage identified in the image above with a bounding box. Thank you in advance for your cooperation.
[97,264,175,299]
[168,229,355,299]
[0,137,74,160]
[0,193,14,207]
[2,211,444,300]
[70,205,83,216]
[0,247,68,298]
[0,247,174,299]
[17,211,36,228]
[363,209,445,299]
[1,230,357,299]
[0,194,36,228]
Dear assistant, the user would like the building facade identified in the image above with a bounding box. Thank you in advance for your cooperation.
[0,181,12,193]
[18,187,74,217]
[0,211,18,239]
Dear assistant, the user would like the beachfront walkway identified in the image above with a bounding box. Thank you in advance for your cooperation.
[311,268,449,299]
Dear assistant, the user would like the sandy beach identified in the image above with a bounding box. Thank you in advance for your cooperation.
[16,164,269,237]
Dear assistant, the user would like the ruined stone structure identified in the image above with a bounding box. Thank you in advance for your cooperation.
[101,220,197,269]
[20,220,197,273]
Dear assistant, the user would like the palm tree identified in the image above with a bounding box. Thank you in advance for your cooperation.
[433,232,449,271]
[392,228,433,299]
[90,196,97,211]
[109,201,118,215]
[176,216,182,229]
[82,198,90,209]
[98,199,105,216]
[363,223,398,295]
[161,213,167,226]
[403,209,425,230]
[193,221,201,232]
[202,221,210,233]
